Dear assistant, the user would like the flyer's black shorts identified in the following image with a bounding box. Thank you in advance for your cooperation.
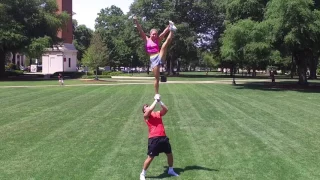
[147,136,172,157]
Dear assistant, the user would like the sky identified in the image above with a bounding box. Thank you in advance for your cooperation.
[73,0,134,30]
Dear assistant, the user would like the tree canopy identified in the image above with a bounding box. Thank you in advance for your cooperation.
[1,0,320,83]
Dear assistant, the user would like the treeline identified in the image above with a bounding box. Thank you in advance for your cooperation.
[1,0,320,84]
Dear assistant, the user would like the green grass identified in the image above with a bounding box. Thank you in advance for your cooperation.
[0,82,320,180]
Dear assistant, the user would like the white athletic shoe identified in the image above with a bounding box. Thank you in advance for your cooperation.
[168,170,179,176]
[169,21,177,32]
[140,173,146,180]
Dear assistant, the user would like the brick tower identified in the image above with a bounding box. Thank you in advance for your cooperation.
[56,0,73,43]
[41,0,78,76]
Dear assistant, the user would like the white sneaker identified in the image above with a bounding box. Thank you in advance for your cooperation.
[140,173,146,180]
[168,170,179,176]
[169,21,177,32]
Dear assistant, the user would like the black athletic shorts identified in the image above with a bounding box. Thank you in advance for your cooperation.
[147,136,172,157]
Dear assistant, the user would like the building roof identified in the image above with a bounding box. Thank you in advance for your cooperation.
[63,43,77,51]
[44,43,78,53]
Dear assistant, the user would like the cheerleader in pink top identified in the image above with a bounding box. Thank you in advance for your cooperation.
[133,16,177,98]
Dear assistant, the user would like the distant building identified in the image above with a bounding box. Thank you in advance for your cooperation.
[42,0,78,75]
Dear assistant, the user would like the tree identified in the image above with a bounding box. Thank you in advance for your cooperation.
[129,0,217,74]
[82,32,109,79]
[95,5,132,68]
[202,51,219,72]
[24,36,51,65]
[222,0,269,23]
[0,0,69,77]
[73,25,93,62]
[264,0,320,84]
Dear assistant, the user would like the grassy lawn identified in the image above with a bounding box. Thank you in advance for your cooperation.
[0,82,319,179]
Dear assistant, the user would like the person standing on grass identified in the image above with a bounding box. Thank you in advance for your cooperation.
[133,16,177,98]
[58,73,64,86]
[140,94,179,180]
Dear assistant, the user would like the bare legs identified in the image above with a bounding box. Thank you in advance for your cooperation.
[143,155,154,171]
[152,64,160,95]
[159,31,174,64]
[141,153,178,178]
[166,153,174,167]
[152,31,174,95]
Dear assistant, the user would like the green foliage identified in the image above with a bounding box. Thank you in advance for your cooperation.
[0,0,70,77]
[224,0,268,23]
[82,32,109,71]
[25,36,51,59]
[81,71,128,79]
[202,51,219,68]
[7,63,17,70]
[101,71,124,76]
[4,70,24,77]
[264,0,320,83]
[2,0,320,81]
[73,25,93,62]
[265,0,316,50]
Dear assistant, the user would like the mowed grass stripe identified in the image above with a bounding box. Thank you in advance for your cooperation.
[0,87,84,125]
[207,84,318,179]
[217,87,310,152]
[215,85,308,177]
[1,83,319,180]
[196,84,302,179]
[0,86,108,157]
[0,86,100,136]
[176,84,269,180]
[0,87,113,166]
[199,85,272,180]
[165,84,218,180]
[33,85,137,179]
[0,87,66,109]
[88,84,150,180]
[227,89,320,178]
[0,85,129,179]
[229,88,319,145]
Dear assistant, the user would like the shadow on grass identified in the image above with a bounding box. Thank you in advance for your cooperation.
[147,165,219,179]
[234,81,320,93]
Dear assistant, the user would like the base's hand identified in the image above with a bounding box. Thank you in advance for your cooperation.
[154,94,161,102]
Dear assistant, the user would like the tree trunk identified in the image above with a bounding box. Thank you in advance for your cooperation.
[295,52,308,85]
[12,52,16,65]
[291,54,294,79]
[177,60,180,72]
[166,59,170,74]
[230,65,234,76]
[252,68,256,77]
[0,49,5,78]
[309,56,318,79]
[170,58,173,75]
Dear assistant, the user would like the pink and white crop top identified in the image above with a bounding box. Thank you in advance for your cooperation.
[145,38,160,54]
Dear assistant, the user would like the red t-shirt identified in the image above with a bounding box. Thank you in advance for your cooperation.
[145,111,166,138]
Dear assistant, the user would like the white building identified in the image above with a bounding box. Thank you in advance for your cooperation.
[42,43,78,75]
